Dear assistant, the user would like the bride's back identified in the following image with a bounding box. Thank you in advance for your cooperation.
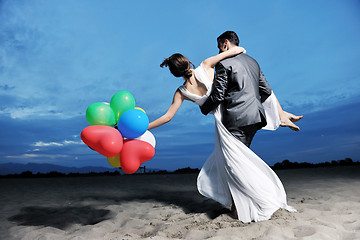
[184,67,214,97]
[184,76,207,97]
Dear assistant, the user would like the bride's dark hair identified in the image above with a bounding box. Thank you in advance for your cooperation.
[160,53,195,79]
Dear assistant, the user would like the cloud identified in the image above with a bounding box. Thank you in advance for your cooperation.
[0,1,124,120]
[5,153,69,159]
[0,84,15,91]
[32,140,83,147]
[0,106,69,119]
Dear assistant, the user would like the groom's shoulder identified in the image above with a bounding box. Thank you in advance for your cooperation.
[242,53,258,62]
[234,53,259,67]
[218,54,238,67]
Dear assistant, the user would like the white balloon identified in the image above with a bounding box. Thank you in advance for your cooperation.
[136,130,156,148]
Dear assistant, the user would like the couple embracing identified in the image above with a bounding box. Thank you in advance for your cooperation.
[148,31,302,223]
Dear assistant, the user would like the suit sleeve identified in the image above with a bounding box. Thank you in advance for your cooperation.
[259,70,272,103]
[200,62,229,115]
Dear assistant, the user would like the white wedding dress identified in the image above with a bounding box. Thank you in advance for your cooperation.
[178,64,296,223]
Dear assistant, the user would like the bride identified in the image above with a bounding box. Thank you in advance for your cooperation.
[148,47,302,223]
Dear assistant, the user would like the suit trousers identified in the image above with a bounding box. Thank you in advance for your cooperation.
[228,122,263,147]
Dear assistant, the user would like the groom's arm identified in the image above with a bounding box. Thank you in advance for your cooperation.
[200,63,229,115]
[259,70,272,103]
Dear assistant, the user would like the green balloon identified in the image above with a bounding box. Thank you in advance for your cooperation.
[86,102,116,126]
[110,91,136,122]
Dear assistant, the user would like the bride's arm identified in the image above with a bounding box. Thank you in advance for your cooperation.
[202,46,246,68]
[148,90,186,130]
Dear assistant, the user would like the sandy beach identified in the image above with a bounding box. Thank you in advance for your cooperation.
[0,166,359,240]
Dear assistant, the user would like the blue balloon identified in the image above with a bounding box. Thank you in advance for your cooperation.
[117,109,149,139]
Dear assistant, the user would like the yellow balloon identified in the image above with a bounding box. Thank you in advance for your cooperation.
[134,107,146,113]
[107,154,121,168]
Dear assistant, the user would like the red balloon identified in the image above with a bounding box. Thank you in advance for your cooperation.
[81,126,123,157]
[120,139,155,174]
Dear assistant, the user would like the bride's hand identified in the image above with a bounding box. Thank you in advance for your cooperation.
[234,46,246,54]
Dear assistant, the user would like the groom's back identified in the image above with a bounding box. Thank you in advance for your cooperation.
[217,53,267,129]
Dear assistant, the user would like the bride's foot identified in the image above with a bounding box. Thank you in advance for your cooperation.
[280,111,303,131]
[230,204,238,219]
[280,118,300,131]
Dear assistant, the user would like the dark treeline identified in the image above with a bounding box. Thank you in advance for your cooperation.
[0,158,358,178]
[0,170,122,179]
[271,158,359,170]
[0,167,202,179]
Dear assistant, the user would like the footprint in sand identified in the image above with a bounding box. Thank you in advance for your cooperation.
[293,225,316,238]
[343,220,360,231]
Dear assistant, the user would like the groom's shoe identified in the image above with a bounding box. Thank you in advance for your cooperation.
[230,204,238,219]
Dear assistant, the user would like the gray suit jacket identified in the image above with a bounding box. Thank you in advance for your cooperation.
[200,53,272,130]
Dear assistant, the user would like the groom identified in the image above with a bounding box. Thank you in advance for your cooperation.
[200,31,272,147]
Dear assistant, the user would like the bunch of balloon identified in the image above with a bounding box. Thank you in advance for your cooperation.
[80,90,156,174]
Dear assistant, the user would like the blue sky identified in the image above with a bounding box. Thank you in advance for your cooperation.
[0,0,359,171]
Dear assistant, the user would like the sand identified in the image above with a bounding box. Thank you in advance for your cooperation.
[0,166,359,240]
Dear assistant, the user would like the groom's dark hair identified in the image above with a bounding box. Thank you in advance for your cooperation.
[217,31,239,46]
